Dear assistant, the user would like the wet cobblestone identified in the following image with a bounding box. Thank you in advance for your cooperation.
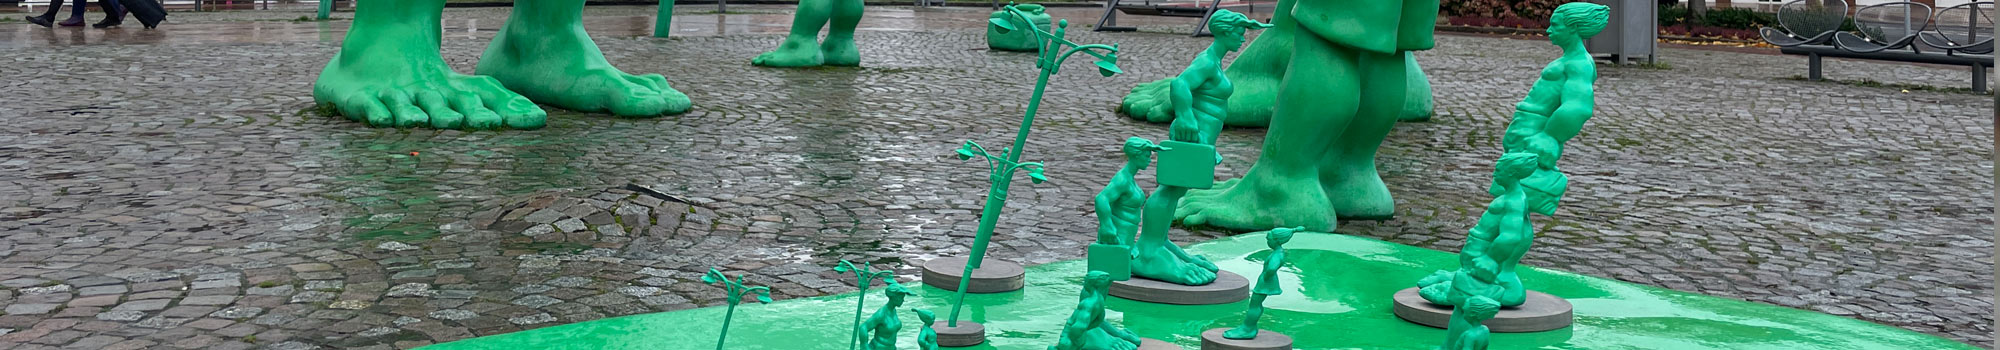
[0,4,1992,349]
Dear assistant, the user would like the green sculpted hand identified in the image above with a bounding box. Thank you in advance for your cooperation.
[313,0,547,129]
[754,0,865,67]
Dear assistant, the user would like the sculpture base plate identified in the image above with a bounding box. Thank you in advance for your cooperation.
[932,321,986,347]
[1199,328,1293,350]
[922,256,1025,293]
[1108,270,1250,305]
[1390,287,1573,332]
[1138,338,1177,350]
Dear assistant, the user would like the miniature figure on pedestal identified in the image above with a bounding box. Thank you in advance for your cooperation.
[1225,227,1298,339]
[916,309,941,350]
[314,0,693,129]
[861,282,917,350]
[1176,0,1441,230]
[1418,153,1539,306]
[753,0,865,67]
[1498,2,1609,217]
[1163,10,1271,148]
[1091,137,1169,280]
[1444,294,1501,350]
[1053,271,1145,350]
[701,268,773,350]
[837,260,896,350]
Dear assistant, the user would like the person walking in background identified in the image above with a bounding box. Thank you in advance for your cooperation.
[24,0,90,27]
[92,0,127,28]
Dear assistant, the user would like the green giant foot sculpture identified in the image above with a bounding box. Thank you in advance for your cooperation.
[753,0,864,67]
[1175,0,1439,232]
[313,0,547,129]
[475,0,692,118]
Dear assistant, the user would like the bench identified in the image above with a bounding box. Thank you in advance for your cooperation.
[1781,45,1993,93]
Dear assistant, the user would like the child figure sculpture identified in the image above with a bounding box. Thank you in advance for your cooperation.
[1418,153,1540,307]
[1053,271,1145,350]
[915,309,940,350]
[753,0,865,67]
[1224,227,1299,339]
[1444,289,1502,350]
[861,282,917,350]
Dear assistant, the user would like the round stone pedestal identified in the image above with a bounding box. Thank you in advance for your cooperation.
[921,256,1025,293]
[1108,270,1250,305]
[1389,287,1573,332]
[931,321,986,347]
[1138,338,1178,350]
[1199,328,1293,350]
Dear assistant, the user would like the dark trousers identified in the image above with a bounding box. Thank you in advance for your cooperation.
[35,0,116,21]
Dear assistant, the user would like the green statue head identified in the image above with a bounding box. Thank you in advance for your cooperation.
[1463,295,1501,320]
[884,281,917,305]
[1488,152,1541,196]
[1205,9,1274,52]
[915,309,936,324]
[1266,227,1299,248]
[1083,270,1113,294]
[1121,137,1167,168]
[1548,2,1610,46]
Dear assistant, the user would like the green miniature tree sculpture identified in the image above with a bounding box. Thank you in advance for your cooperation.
[1051,271,1145,350]
[655,0,674,38]
[915,309,940,350]
[702,268,773,350]
[945,2,1122,329]
[1417,153,1540,307]
[1223,227,1300,339]
[836,260,896,350]
[1090,137,1169,280]
[861,282,919,350]
[752,0,864,67]
[1174,0,1442,231]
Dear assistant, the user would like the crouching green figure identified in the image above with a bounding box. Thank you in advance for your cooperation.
[1052,271,1144,350]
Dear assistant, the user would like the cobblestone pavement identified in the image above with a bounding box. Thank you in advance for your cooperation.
[0,5,1992,350]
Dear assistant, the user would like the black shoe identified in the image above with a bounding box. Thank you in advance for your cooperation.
[24,16,53,28]
[92,18,121,28]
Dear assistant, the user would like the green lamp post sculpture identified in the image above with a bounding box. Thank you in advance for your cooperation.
[927,4,1122,347]
[654,0,674,38]
[836,260,896,350]
[701,268,773,350]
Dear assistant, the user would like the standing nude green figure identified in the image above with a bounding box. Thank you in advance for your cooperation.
[1499,2,1609,216]
[1417,153,1540,307]
[1176,0,1441,231]
[1052,271,1145,350]
[314,0,692,129]
[860,282,917,350]
[753,0,864,67]
[1095,137,1169,247]
[1165,10,1272,149]
[1223,227,1299,339]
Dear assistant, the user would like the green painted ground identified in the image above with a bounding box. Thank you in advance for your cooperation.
[421,233,1979,350]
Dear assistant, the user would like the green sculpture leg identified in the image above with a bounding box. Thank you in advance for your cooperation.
[474,0,692,118]
[1318,49,1407,220]
[1223,294,1267,338]
[312,0,547,130]
[1118,0,1295,127]
[1175,33,1355,232]
[1400,51,1434,122]
[753,0,862,67]
[820,0,863,66]
[1132,186,1219,285]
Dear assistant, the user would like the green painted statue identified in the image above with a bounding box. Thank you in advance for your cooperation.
[753,0,864,67]
[987,4,1052,52]
[1418,153,1540,307]
[1052,271,1145,350]
[1443,279,1502,350]
[1223,227,1299,339]
[314,0,692,129]
[1118,0,1436,128]
[1095,137,1169,247]
[861,281,917,350]
[1162,10,1270,149]
[1176,0,1440,231]
[1499,2,1609,216]
[915,309,940,350]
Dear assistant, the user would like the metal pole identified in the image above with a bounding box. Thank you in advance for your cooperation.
[317,0,331,20]
[655,0,673,38]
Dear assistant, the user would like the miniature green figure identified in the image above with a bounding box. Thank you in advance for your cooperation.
[701,268,773,350]
[1129,141,1222,286]
[1165,10,1271,149]
[1499,2,1608,216]
[1175,0,1440,231]
[836,260,896,350]
[915,309,940,350]
[1223,227,1299,339]
[752,0,864,67]
[861,282,918,350]
[1444,291,1501,350]
[315,0,692,130]
[1119,0,1437,129]
[1417,153,1539,307]
[945,4,1121,330]
[1052,271,1145,350]
[1095,137,1170,247]
[987,4,1052,52]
